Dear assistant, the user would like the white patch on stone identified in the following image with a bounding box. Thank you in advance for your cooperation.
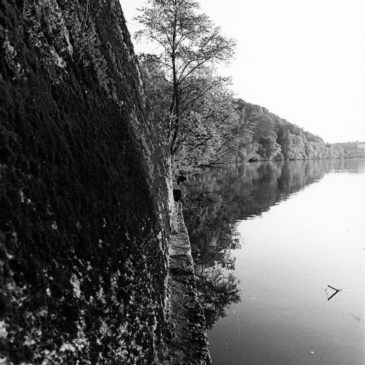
[19,190,25,203]
[96,286,106,303]
[0,321,7,339]
[3,33,22,78]
[23,337,36,346]
[5,250,14,260]
[60,343,76,352]
[51,221,58,231]
[99,321,108,336]
[70,274,81,298]
[50,48,66,68]
[64,32,74,56]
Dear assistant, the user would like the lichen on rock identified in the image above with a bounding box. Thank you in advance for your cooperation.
[0,0,209,363]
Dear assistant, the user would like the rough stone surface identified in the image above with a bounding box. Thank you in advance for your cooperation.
[165,203,211,365]
[0,1,209,363]
[0,1,171,364]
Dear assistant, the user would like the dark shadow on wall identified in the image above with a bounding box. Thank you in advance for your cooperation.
[0,1,169,363]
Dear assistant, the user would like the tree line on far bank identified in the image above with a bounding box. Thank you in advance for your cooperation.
[135,0,346,174]
[232,99,345,163]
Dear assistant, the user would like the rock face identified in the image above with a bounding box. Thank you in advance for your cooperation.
[0,1,176,363]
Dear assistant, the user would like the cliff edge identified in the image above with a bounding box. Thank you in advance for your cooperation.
[0,1,208,364]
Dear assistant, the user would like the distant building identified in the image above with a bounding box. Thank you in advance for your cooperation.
[341,142,365,158]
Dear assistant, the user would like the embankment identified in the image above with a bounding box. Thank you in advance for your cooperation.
[0,1,209,363]
[165,202,211,364]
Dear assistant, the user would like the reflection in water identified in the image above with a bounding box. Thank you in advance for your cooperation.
[184,159,365,330]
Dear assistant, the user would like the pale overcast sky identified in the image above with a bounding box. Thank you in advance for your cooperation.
[121,0,365,143]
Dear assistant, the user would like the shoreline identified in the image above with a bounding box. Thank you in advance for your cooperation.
[164,201,211,364]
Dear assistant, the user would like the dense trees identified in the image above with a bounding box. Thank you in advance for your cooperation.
[136,1,344,170]
[234,99,345,162]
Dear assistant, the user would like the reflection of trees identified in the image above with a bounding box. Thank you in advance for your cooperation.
[184,159,361,328]
[185,191,240,267]
[195,264,240,330]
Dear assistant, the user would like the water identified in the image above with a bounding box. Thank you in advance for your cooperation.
[184,159,365,365]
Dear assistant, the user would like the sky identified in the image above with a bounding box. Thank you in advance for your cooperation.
[121,0,365,143]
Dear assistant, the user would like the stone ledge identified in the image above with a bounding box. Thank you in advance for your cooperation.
[164,202,211,365]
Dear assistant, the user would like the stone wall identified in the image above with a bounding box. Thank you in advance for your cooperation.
[0,1,171,363]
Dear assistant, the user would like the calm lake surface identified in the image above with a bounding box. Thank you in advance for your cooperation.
[184,159,365,365]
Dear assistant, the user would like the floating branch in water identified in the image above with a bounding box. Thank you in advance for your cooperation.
[325,285,343,301]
